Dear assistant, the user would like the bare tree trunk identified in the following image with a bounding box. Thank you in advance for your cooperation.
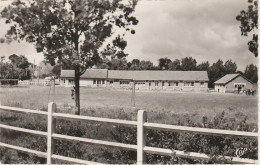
[75,66,80,115]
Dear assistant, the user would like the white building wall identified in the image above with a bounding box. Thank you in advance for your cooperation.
[80,79,93,87]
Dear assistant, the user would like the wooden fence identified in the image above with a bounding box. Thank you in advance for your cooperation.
[0,103,258,164]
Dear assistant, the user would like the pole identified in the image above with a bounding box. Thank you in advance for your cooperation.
[47,102,56,165]
[133,81,136,107]
[53,78,55,102]
[137,110,147,165]
[131,81,133,106]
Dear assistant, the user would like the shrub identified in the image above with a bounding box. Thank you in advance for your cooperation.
[0,109,257,164]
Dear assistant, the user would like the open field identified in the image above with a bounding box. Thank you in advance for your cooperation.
[0,86,258,164]
[0,86,258,124]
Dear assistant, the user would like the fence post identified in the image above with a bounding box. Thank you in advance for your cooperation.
[137,110,147,165]
[47,102,56,165]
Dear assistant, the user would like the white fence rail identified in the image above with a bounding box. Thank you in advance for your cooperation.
[18,79,51,86]
[0,103,258,164]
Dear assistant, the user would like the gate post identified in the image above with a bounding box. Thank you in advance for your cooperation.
[137,110,147,165]
[47,102,56,165]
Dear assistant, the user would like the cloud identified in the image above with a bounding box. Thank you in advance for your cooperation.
[125,0,257,70]
[0,0,257,70]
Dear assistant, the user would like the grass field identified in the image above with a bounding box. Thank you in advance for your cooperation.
[0,86,258,124]
[0,86,258,164]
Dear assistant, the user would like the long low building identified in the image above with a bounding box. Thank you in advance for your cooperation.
[60,69,209,91]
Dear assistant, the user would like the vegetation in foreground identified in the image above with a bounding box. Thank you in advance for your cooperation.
[0,104,257,164]
[0,86,258,163]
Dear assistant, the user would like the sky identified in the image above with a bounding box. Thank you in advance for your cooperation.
[0,0,258,71]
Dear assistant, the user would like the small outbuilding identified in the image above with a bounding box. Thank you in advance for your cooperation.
[214,74,255,93]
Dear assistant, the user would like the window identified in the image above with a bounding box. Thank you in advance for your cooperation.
[102,80,105,84]
[110,81,113,84]
[120,81,130,85]
[155,81,159,86]
[200,82,204,87]
[97,80,101,84]
[235,84,245,88]
[136,81,145,85]
[168,81,178,86]
[162,81,164,86]
[184,82,194,86]
[93,80,96,84]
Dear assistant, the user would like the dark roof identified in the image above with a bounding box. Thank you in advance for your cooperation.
[60,69,209,81]
[214,74,253,85]
[81,69,108,79]
[214,74,240,84]
[60,70,75,78]
[108,70,209,81]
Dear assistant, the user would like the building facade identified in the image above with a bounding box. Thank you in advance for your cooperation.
[60,69,209,91]
[214,74,255,93]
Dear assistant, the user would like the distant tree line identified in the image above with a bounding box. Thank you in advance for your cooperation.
[1,55,257,88]
[92,56,256,88]
[52,56,257,88]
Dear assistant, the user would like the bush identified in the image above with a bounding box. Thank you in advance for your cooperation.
[109,111,257,164]
[0,109,257,164]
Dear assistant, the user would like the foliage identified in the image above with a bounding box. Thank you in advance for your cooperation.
[168,59,181,71]
[244,64,258,83]
[128,59,156,70]
[236,0,258,57]
[158,57,172,70]
[0,54,31,80]
[9,54,30,70]
[180,57,197,71]
[111,111,257,164]
[38,61,54,78]
[0,62,20,79]
[208,59,237,88]
[0,94,258,164]
[197,61,210,71]
[1,0,138,67]
[224,60,237,74]
[1,0,139,113]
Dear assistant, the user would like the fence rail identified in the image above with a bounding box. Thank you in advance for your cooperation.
[0,103,258,164]
[18,79,51,86]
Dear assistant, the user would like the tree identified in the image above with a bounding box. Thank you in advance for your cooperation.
[236,0,258,57]
[129,59,140,70]
[9,54,30,70]
[39,61,54,78]
[0,62,20,79]
[180,57,197,71]
[110,58,128,70]
[139,60,154,70]
[158,57,171,70]
[224,60,237,74]
[168,59,181,71]
[244,64,258,83]
[208,59,226,88]
[197,61,210,71]
[1,0,138,114]
[8,54,31,80]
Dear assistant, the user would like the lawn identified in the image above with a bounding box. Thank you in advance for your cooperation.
[0,85,258,124]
